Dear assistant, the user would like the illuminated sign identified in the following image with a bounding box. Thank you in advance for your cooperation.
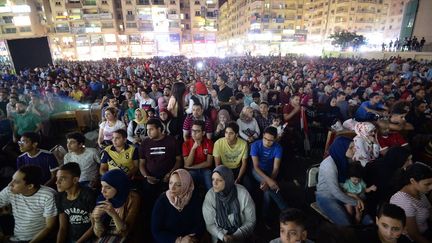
[11,5,31,13]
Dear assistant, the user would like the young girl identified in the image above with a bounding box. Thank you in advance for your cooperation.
[270,115,284,139]
[343,162,377,224]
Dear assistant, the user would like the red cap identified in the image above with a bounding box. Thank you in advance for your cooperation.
[195,82,208,95]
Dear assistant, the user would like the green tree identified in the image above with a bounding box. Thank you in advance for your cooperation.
[329,31,366,51]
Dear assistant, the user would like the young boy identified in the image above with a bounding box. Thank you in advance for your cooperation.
[270,208,313,243]
[56,163,96,243]
[355,203,412,243]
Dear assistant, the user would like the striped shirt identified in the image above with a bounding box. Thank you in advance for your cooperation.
[0,186,58,241]
[390,191,431,233]
[16,150,59,184]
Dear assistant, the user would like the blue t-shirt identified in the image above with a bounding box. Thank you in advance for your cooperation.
[355,101,384,121]
[250,140,283,174]
[16,150,59,184]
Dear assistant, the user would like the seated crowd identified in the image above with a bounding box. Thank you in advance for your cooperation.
[0,55,431,243]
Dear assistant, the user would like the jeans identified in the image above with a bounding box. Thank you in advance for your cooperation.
[251,170,288,220]
[316,194,374,226]
[188,168,212,191]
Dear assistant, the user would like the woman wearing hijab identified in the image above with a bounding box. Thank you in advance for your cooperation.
[316,136,370,226]
[352,122,380,167]
[91,169,141,242]
[159,108,181,139]
[214,109,231,140]
[127,108,148,145]
[320,97,343,128]
[202,165,256,243]
[151,169,205,243]
[236,106,260,143]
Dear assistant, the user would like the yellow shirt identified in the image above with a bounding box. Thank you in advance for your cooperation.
[213,137,248,169]
[70,90,84,101]
[103,145,136,174]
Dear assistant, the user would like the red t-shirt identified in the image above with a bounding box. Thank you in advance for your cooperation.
[182,138,214,165]
[283,103,300,127]
[378,133,407,150]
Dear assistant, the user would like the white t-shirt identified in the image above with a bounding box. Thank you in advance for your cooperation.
[0,186,57,241]
[64,148,100,182]
[99,120,126,141]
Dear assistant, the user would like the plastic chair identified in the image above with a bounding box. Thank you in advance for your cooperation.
[305,163,334,223]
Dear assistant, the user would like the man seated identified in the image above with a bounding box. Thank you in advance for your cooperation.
[56,163,96,243]
[183,120,214,190]
[17,132,58,186]
[213,121,248,184]
[100,129,139,179]
[355,203,412,243]
[355,92,388,122]
[270,208,313,243]
[0,165,57,242]
[64,132,100,187]
[182,102,213,141]
[251,126,288,224]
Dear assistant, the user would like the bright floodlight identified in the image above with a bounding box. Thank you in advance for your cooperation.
[196,62,204,70]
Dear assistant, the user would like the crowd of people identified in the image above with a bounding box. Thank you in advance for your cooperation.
[382,37,427,52]
[0,55,431,243]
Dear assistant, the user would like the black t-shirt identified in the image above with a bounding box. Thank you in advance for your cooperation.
[215,85,233,111]
[140,135,181,179]
[56,187,96,241]
[355,226,412,243]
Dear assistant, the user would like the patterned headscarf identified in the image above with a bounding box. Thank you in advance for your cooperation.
[166,169,194,211]
[354,122,375,139]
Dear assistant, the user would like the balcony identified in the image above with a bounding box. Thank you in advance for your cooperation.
[153,0,165,5]
[83,14,100,20]
[355,19,374,23]
[335,8,348,13]
[71,27,86,34]
[126,15,135,21]
[99,13,112,19]
[138,25,153,31]
[168,14,179,20]
[337,0,350,3]
[2,28,17,34]
[357,9,376,14]
[83,0,97,6]
[66,0,82,8]
[136,0,150,5]
[55,26,70,33]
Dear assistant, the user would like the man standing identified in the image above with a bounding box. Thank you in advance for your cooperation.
[64,132,100,186]
[213,121,248,184]
[100,129,139,178]
[183,120,214,190]
[0,165,57,242]
[56,163,96,243]
[214,75,233,112]
[251,126,287,224]
[17,132,58,186]
[182,102,213,141]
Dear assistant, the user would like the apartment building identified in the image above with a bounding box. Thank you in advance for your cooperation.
[218,0,306,55]
[0,0,218,60]
[304,0,389,43]
[382,0,408,41]
[0,0,49,37]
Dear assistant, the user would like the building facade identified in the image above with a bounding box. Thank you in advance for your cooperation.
[0,0,218,60]
[382,0,408,41]
[217,0,307,55]
[304,0,389,44]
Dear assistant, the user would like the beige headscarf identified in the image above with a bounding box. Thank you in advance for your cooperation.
[166,169,194,211]
[134,108,148,125]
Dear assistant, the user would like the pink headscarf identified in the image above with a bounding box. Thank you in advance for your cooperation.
[166,169,194,211]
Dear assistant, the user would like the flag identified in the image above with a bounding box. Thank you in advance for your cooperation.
[301,106,310,152]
